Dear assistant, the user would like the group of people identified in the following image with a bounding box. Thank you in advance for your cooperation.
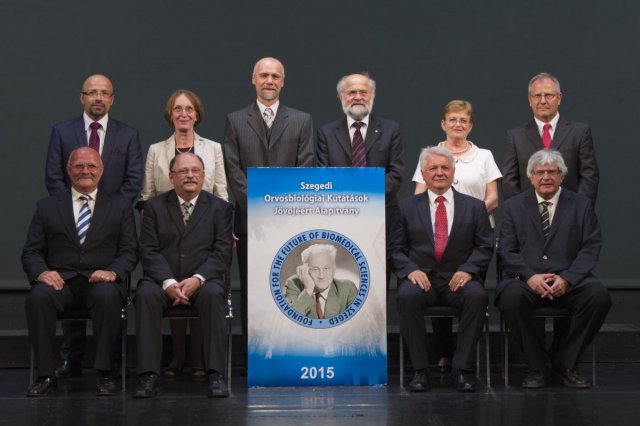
[21,55,610,398]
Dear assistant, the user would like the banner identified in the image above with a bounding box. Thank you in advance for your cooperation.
[247,167,387,387]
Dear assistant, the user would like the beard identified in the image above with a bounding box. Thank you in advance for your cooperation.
[343,100,373,121]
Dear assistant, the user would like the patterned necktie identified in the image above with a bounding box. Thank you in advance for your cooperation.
[542,123,552,149]
[182,201,193,225]
[434,195,448,262]
[263,107,275,128]
[315,293,324,319]
[76,195,92,244]
[89,122,102,152]
[540,201,551,239]
[351,121,366,167]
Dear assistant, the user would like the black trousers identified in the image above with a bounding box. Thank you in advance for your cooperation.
[497,277,611,372]
[25,277,123,377]
[397,278,488,371]
[135,278,227,376]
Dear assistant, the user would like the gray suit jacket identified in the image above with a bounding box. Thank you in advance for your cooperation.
[284,277,358,319]
[223,103,315,233]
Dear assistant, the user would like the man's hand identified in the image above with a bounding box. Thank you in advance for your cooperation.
[448,271,472,292]
[548,275,569,298]
[408,270,431,292]
[526,273,556,300]
[88,270,118,283]
[180,277,202,299]
[296,264,315,296]
[166,283,190,306]
[37,271,65,290]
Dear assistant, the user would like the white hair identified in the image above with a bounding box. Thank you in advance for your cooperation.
[336,72,377,95]
[418,146,455,171]
[526,149,568,178]
[301,244,337,265]
[528,72,561,93]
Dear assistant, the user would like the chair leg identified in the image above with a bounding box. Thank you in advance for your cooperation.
[121,310,127,392]
[399,334,404,388]
[227,329,233,390]
[502,317,509,387]
[592,339,596,387]
[485,313,491,388]
[30,346,35,385]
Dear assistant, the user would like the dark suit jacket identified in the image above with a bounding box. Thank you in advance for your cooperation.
[45,116,143,203]
[223,103,315,233]
[502,116,599,203]
[140,190,233,284]
[316,115,404,207]
[496,188,601,298]
[389,190,494,284]
[21,190,139,285]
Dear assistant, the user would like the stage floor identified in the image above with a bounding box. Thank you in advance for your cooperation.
[1,364,638,425]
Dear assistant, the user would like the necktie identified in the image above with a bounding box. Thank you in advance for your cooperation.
[76,195,92,244]
[89,122,102,152]
[182,201,193,225]
[542,123,552,149]
[540,201,551,239]
[263,107,275,128]
[434,195,448,262]
[315,293,324,319]
[351,121,366,167]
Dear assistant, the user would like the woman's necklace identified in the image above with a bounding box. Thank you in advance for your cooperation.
[447,141,470,156]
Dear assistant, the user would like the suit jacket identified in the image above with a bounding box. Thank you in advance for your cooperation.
[316,115,404,207]
[45,116,143,203]
[223,103,315,233]
[140,190,233,284]
[21,190,139,285]
[284,277,358,319]
[140,133,228,202]
[502,116,599,203]
[496,188,601,297]
[389,190,494,284]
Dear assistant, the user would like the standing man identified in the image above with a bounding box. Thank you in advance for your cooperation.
[496,150,610,389]
[44,74,143,379]
[390,147,493,392]
[502,72,599,203]
[134,153,233,398]
[224,57,315,345]
[23,147,138,396]
[317,72,404,286]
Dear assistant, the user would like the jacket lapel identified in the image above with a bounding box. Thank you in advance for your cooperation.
[268,105,290,149]
[246,103,268,148]
[364,115,383,155]
[74,117,87,148]
[523,189,545,240]
[84,192,110,245]
[551,115,570,150]
[545,188,569,244]
[447,190,464,245]
[101,119,116,166]
[415,193,435,245]
[165,191,186,232]
[334,118,352,157]
[183,192,209,237]
[324,281,340,318]
[57,191,80,246]
[524,119,543,151]
[164,136,176,166]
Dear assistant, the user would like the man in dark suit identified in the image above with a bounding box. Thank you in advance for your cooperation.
[390,147,493,392]
[496,149,610,389]
[45,74,143,378]
[502,72,599,203]
[22,147,138,397]
[134,153,233,398]
[223,57,315,345]
[317,73,404,287]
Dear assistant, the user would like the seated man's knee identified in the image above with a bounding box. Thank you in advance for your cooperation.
[26,283,56,309]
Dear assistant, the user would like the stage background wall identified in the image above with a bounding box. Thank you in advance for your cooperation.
[1,1,638,288]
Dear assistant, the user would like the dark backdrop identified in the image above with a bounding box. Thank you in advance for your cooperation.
[1,1,638,288]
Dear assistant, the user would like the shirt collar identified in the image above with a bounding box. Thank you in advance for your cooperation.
[256,100,279,117]
[347,114,370,129]
[83,113,109,131]
[427,187,454,206]
[317,283,332,299]
[535,187,562,205]
[177,194,199,206]
[71,187,98,201]
[534,113,560,133]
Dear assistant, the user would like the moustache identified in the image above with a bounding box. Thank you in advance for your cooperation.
[182,178,198,184]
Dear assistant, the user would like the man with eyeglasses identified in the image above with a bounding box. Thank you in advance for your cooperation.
[496,149,610,389]
[44,74,143,380]
[502,72,599,203]
[134,153,233,398]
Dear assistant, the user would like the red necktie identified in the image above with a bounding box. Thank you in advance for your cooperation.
[351,122,367,167]
[434,195,448,262]
[89,122,102,152]
[542,123,552,149]
[315,293,324,319]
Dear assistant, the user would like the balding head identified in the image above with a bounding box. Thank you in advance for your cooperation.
[252,57,285,106]
[80,74,114,120]
[66,147,104,194]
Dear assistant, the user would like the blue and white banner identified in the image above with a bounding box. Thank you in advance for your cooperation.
[247,167,387,387]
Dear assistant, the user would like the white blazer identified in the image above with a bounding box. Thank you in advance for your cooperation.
[140,133,229,201]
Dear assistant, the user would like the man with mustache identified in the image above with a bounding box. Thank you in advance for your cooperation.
[44,74,143,380]
[317,73,404,287]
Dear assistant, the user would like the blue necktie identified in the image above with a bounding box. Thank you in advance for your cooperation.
[77,195,92,244]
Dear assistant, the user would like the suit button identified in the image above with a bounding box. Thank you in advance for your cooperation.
[542,255,548,260]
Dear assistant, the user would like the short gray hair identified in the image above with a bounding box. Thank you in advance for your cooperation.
[301,244,337,265]
[526,149,568,178]
[418,146,455,171]
[528,72,561,94]
[336,72,377,95]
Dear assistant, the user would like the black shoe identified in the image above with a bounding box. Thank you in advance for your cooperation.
[55,360,82,378]
[97,374,117,396]
[133,373,160,398]
[407,369,429,392]
[522,371,546,389]
[555,368,591,389]
[207,371,229,398]
[27,376,56,397]
[451,369,476,392]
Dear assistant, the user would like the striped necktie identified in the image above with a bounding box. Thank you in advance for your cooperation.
[351,121,366,167]
[77,195,92,244]
[540,201,551,239]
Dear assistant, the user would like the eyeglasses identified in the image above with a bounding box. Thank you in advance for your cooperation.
[171,168,203,176]
[530,93,559,102]
[174,106,195,114]
[446,117,470,125]
[343,90,370,98]
[70,163,100,172]
[81,90,114,98]
[531,169,562,177]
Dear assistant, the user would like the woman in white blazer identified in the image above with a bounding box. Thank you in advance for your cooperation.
[139,89,229,378]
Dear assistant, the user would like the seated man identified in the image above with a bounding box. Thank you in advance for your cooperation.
[390,146,493,392]
[22,147,138,397]
[134,153,233,398]
[496,149,611,389]
[284,244,357,319]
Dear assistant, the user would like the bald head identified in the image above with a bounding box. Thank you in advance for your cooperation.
[80,74,114,120]
[66,147,104,194]
[252,57,285,106]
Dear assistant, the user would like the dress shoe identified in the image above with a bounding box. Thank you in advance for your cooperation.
[97,374,117,396]
[522,371,546,389]
[451,369,476,392]
[55,360,82,378]
[407,369,429,392]
[27,376,56,397]
[133,373,160,398]
[554,368,591,389]
[207,371,229,398]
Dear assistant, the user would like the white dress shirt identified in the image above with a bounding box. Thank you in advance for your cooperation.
[347,115,370,144]
[534,113,560,140]
[71,187,98,223]
[83,113,109,155]
[535,187,562,225]
[427,188,454,235]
